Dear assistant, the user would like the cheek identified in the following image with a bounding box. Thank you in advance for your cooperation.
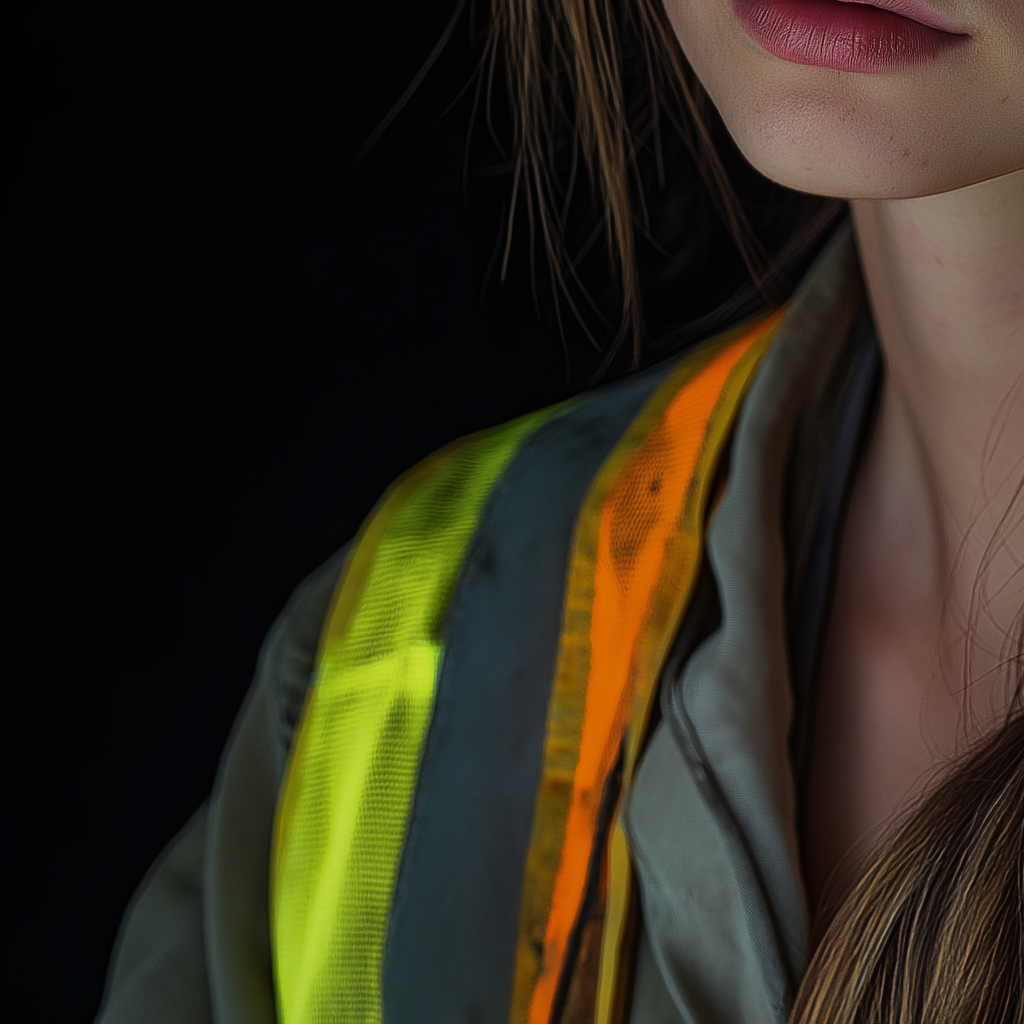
[662,0,1024,200]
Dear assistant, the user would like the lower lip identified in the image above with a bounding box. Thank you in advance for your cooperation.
[732,0,970,73]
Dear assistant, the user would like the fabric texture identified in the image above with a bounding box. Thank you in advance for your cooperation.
[205,547,350,1024]
[513,313,782,1024]
[272,409,563,1024]
[94,221,877,1024]
[272,314,777,1024]
[97,806,212,1024]
[633,222,865,1024]
[95,546,348,1024]
[786,310,882,787]
[382,357,679,1024]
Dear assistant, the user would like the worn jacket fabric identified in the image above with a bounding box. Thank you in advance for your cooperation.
[95,222,878,1024]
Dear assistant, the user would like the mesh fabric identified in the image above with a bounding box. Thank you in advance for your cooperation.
[271,409,557,1024]
[508,310,784,1024]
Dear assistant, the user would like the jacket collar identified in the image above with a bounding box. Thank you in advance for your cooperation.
[625,222,872,1024]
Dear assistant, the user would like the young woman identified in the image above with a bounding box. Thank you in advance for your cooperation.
[96,0,1023,1021]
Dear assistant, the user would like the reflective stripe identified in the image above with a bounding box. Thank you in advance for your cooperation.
[379,365,673,1021]
[511,310,784,1024]
[271,406,563,1024]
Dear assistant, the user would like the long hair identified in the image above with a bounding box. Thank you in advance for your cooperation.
[791,708,1024,1023]
[473,0,843,367]
[791,449,1024,1021]
[361,0,843,372]
[792,489,1024,1023]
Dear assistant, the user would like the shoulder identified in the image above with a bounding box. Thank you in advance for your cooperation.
[258,545,351,764]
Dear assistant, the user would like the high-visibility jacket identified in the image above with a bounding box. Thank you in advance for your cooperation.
[271,303,783,1024]
[96,222,879,1024]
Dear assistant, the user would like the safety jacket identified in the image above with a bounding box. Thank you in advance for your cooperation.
[95,221,877,1024]
[271,306,784,1024]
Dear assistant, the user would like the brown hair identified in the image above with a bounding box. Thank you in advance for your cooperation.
[791,467,1024,1023]
[360,0,843,370]
[475,0,845,365]
[791,708,1024,1023]
[482,0,747,360]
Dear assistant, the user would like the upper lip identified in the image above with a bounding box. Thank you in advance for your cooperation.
[836,0,968,34]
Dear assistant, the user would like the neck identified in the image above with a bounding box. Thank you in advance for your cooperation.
[849,168,1024,710]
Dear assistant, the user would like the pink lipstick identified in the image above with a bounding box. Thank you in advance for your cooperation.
[732,0,971,73]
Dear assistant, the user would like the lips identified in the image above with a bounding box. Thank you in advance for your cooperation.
[732,0,971,73]
[835,0,961,34]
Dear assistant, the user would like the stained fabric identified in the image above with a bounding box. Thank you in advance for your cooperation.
[381,364,677,1023]
[511,309,785,1024]
[270,408,564,1024]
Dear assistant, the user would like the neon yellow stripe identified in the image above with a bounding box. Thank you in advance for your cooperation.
[271,405,565,1024]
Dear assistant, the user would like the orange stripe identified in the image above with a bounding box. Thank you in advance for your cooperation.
[594,312,782,1023]
[511,309,784,1024]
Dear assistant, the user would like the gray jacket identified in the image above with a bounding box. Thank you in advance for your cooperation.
[96,223,876,1024]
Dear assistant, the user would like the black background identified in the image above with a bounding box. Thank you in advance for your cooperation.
[2,0,573,1018]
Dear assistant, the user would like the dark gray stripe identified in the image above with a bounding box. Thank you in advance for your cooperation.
[382,359,679,1024]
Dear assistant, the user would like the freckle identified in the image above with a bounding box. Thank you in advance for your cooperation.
[1000,94,1009,104]
[888,134,895,141]
[920,157,930,168]
[902,149,911,159]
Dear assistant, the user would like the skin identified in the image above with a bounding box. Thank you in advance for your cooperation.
[660,0,1024,930]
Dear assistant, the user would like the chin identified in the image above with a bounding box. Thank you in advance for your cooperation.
[718,74,1023,200]
[663,0,1024,202]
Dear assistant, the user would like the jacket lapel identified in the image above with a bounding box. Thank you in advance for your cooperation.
[626,225,862,1024]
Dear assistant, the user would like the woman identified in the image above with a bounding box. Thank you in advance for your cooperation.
[96,0,1023,1020]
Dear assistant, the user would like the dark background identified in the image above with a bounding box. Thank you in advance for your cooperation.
[2,0,574,1018]
[2,0,826,1012]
